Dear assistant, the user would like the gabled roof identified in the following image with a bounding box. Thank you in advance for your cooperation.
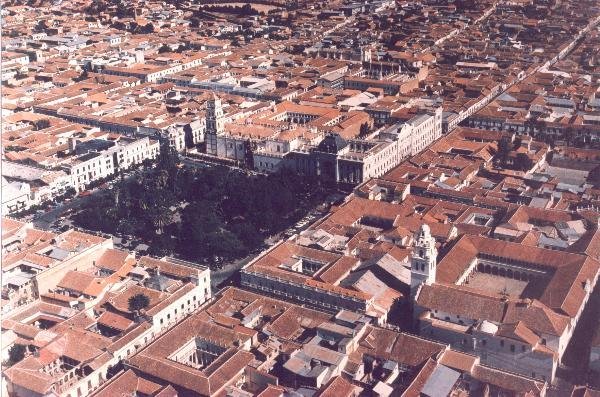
[496,321,540,345]
[417,283,506,323]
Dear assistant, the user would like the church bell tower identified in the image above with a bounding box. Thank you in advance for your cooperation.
[410,224,437,299]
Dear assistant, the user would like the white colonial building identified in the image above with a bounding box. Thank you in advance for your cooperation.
[64,136,159,191]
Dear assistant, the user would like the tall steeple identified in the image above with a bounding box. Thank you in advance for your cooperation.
[205,94,224,156]
[410,224,437,299]
[206,94,224,135]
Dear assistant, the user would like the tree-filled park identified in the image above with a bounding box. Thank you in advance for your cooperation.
[73,143,330,266]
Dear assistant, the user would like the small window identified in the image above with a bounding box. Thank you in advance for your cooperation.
[510,344,515,353]
[482,339,487,346]
[500,340,504,347]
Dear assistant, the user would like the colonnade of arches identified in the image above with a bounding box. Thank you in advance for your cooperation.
[475,262,537,282]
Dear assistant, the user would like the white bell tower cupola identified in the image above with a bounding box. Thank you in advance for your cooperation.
[410,224,437,298]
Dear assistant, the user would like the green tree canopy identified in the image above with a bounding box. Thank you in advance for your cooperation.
[73,160,327,267]
[32,119,51,131]
[7,344,26,365]
[128,293,150,313]
[497,137,512,165]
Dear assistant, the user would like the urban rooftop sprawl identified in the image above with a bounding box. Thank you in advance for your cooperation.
[1,0,600,396]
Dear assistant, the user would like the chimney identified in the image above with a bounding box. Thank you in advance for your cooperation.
[68,137,77,152]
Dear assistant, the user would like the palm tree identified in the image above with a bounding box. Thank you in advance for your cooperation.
[155,170,169,190]
[151,206,172,235]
